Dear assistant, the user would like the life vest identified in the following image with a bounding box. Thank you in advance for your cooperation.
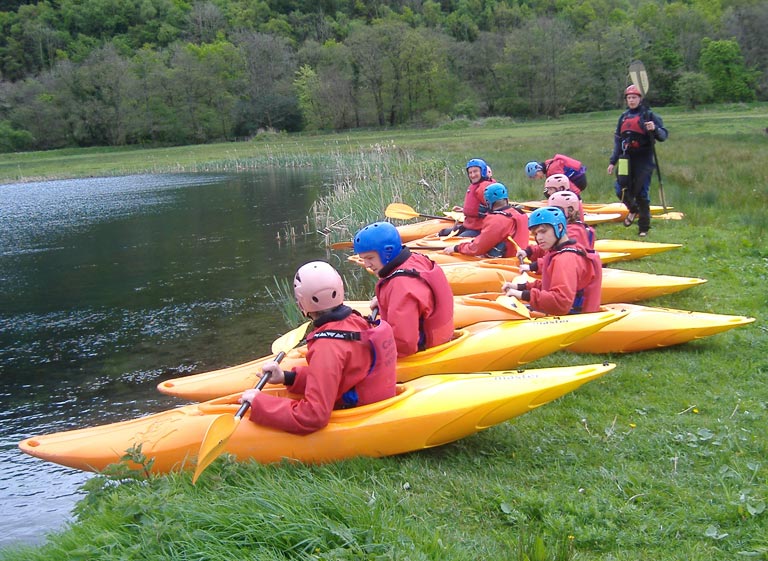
[539,245,602,314]
[485,206,529,257]
[619,111,651,151]
[378,260,455,350]
[307,317,397,407]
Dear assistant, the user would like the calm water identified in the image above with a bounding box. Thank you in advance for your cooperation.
[0,170,343,548]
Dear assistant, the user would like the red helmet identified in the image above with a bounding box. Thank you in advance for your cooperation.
[625,84,643,98]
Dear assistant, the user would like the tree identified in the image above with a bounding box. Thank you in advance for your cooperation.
[674,71,712,109]
[699,38,757,102]
[232,31,301,133]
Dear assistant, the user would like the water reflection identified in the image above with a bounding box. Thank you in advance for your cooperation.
[0,171,335,547]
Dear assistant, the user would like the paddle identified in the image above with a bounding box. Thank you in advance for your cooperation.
[192,321,310,484]
[494,294,531,319]
[385,202,455,222]
[628,59,667,211]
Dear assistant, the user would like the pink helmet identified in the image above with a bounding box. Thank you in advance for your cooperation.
[293,261,344,314]
[625,84,642,98]
[548,190,580,211]
[544,173,570,192]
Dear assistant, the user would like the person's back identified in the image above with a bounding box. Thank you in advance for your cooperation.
[354,222,454,357]
[445,183,529,258]
[376,252,454,356]
[245,261,398,435]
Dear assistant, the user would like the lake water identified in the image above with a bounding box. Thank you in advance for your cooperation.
[0,170,354,548]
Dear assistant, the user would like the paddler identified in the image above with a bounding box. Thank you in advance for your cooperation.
[240,261,397,434]
[439,158,496,237]
[525,153,588,194]
[441,182,529,258]
[354,221,454,357]
[606,84,668,237]
[503,207,602,315]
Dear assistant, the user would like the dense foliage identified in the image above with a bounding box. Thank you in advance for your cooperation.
[0,0,766,151]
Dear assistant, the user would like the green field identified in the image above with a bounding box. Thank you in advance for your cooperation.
[1,105,766,560]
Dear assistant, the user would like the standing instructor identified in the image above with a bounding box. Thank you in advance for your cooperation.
[607,84,668,237]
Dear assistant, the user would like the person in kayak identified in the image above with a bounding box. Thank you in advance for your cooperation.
[354,221,454,357]
[607,84,668,237]
[547,190,595,250]
[439,158,496,237]
[240,261,397,435]
[542,174,584,220]
[441,182,529,258]
[525,154,587,194]
[503,206,602,315]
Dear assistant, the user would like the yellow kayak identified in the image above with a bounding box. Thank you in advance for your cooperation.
[349,296,754,354]
[435,260,706,302]
[403,235,679,263]
[157,311,627,402]
[519,201,670,218]
[567,303,755,353]
[20,363,615,474]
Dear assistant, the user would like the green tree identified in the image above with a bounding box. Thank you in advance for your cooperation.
[674,71,712,109]
[699,38,757,102]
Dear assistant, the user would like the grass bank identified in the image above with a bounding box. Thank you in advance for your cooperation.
[1,104,766,560]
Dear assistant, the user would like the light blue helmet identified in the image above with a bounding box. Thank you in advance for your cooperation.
[353,221,402,266]
[525,161,543,178]
[466,158,489,180]
[528,206,567,239]
[484,182,508,206]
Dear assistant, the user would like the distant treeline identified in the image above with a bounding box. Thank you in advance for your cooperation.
[1,0,765,152]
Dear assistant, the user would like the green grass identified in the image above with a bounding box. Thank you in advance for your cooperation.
[2,103,767,560]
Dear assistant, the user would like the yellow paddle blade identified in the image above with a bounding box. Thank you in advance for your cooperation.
[271,321,311,355]
[330,240,354,250]
[385,202,420,220]
[656,212,685,220]
[192,414,242,484]
[629,59,649,97]
[385,202,455,222]
[494,295,531,319]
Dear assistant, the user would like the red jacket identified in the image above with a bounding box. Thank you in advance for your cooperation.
[249,308,397,434]
[455,206,529,257]
[461,179,495,231]
[545,154,585,195]
[376,251,454,357]
[522,241,602,315]
[566,222,595,250]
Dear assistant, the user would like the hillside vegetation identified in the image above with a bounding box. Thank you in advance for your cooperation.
[1,0,766,151]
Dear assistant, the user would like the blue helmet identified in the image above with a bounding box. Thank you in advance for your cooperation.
[484,182,508,206]
[466,158,489,180]
[353,221,402,266]
[525,161,543,178]
[528,206,567,239]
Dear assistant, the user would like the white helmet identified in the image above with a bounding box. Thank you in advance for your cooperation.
[293,261,344,314]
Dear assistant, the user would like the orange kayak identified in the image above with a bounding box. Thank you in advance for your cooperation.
[157,310,627,402]
[19,363,615,474]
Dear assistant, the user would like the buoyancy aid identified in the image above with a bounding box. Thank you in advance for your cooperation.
[377,261,455,350]
[485,206,530,257]
[308,315,397,407]
[619,110,651,151]
[539,245,602,314]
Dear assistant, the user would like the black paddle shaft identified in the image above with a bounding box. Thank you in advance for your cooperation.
[234,350,286,419]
